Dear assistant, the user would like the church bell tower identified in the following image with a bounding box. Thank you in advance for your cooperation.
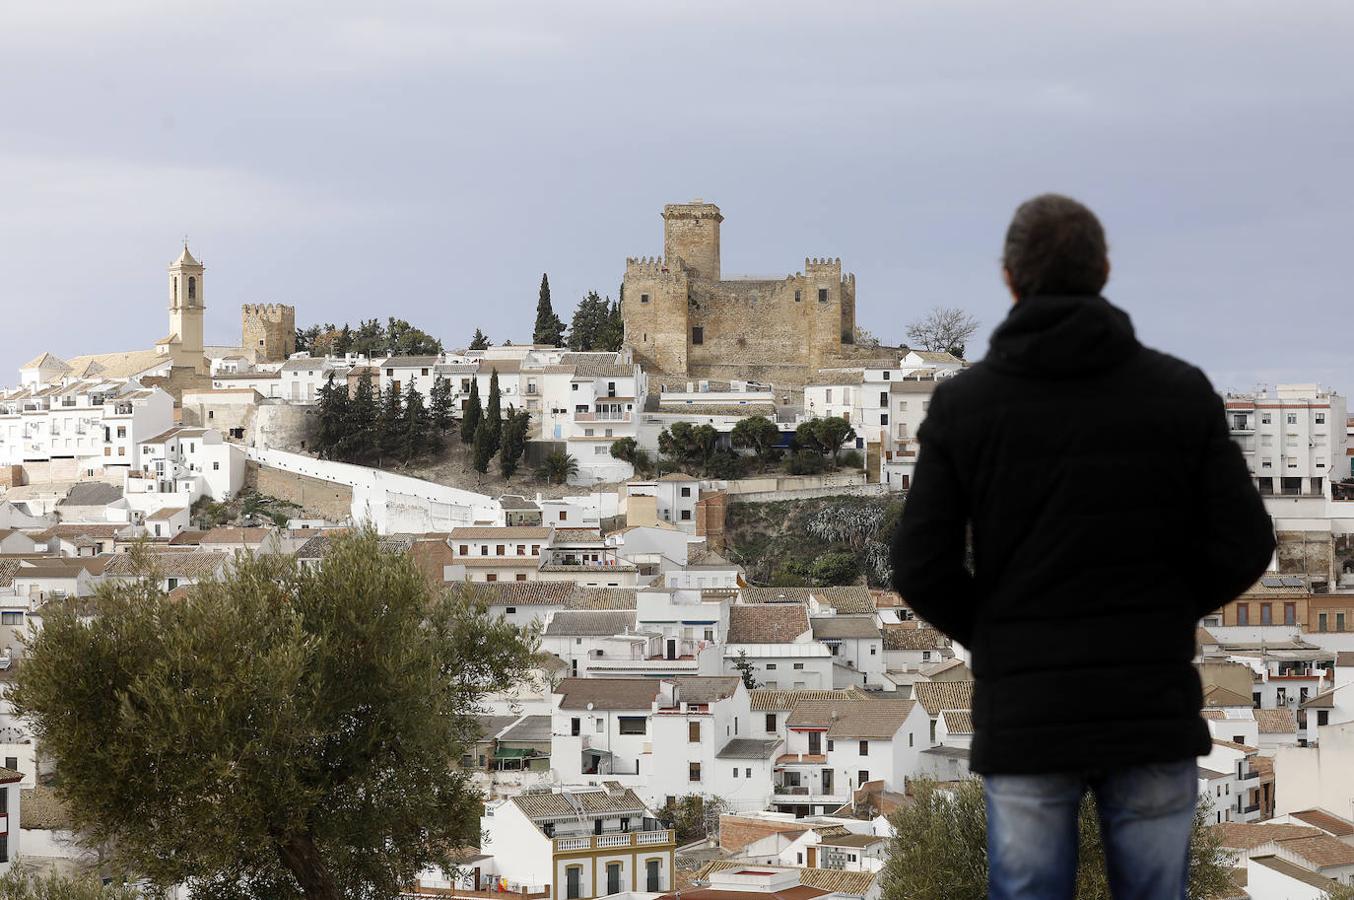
[167,243,206,371]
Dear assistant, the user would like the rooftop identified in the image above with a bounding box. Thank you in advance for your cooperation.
[727,604,810,643]
[555,677,661,711]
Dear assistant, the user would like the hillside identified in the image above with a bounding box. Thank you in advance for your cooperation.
[725,494,902,588]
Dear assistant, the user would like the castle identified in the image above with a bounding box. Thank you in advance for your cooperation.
[622,200,862,385]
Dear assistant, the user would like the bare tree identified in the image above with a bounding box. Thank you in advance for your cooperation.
[905,306,980,359]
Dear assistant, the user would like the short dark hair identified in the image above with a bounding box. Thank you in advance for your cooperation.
[1002,194,1108,300]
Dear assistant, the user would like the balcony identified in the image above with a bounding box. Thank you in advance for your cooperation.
[575,412,632,423]
[552,829,674,853]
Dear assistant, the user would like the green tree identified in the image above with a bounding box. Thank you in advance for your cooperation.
[536,450,578,485]
[658,422,718,473]
[610,437,638,464]
[731,415,782,471]
[385,317,443,355]
[881,779,1236,900]
[460,378,481,445]
[315,373,348,460]
[0,868,146,899]
[732,650,761,690]
[533,274,566,347]
[345,370,380,464]
[656,795,727,845]
[349,318,387,356]
[811,550,860,586]
[295,325,321,355]
[13,531,537,900]
[484,369,503,457]
[468,328,491,351]
[333,324,353,356]
[567,291,610,351]
[472,421,494,474]
[598,298,625,352]
[793,420,826,457]
[429,376,455,435]
[499,409,530,479]
[377,384,403,463]
[401,383,432,462]
[814,416,856,463]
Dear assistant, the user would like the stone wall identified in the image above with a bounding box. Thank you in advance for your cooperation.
[1276,530,1334,584]
[249,461,353,521]
[694,490,727,553]
[241,304,296,363]
[252,402,315,452]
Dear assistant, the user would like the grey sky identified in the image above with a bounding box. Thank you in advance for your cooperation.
[2,1,1350,393]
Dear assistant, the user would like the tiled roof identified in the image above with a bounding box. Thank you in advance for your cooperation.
[200,527,275,544]
[498,714,552,745]
[1289,809,1354,838]
[559,353,635,378]
[818,833,885,848]
[810,617,880,640]
[1212,738,1258,753]
[21,784,71,830]
[512,786,646,820]
[1248,856,1338,892]
[716,738,781,760]
[941,709,973,734]
[912,680,975,717]
[544,610,637,636]
[1197,626,1219,646]
[671,676,741,704]
[382,355,442,368]
[1254,707,1298,734]
[788,698,917,739]
[466,581,575,605]
[552,527,604,543]
[450,526,554,540]
[104,550,229,579]
[566,588,639,610]
[145,506,187,521]
[56,482,124,506]
[555,677,660,710]
[749,688,864,712]
[35,524,129,540]
[1277,833,1354,868]
[1202,685,1255,708]
[1208,822,1321,850]
[693,861,876,897]
[741,586,876,614]
[727,604,810,643]
[882,624,950,651]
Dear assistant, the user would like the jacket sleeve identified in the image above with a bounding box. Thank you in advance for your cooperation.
[1190,385,1276,617]
[889,393,978,645]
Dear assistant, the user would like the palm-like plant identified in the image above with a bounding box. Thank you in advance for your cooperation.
[536,451,578,485]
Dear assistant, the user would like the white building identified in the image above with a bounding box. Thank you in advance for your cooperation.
[723,604,832,690]
[127,426,246,503]
[1226,384,1348,499]
[0,383,174,475]
[625,475,703,532]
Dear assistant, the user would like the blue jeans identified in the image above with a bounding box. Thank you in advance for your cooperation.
[986,759,1197,900]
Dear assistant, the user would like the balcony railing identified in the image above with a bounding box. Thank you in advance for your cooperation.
[575,412,632,423]
[552,829,673,853]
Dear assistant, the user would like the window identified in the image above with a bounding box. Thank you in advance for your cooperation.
[766,663,777,671]
[689,721,701,742]
[187,276,196,300]
[818,288,828,302]
[1319,613,1328,632]
[517,545,526,556]
[930,720,937,742]
[858,770,869,785]
[1287,413,1298,425]
[794,289,802,302]
[1319,710,1330,726]
[1262,413,1272,425]
[1316,412,1326,424]
[485,574,497,582]
[746,767,752,778]
[0,612,22,625]
[732,767,738,777]
[515,573,527,581]
[1339,613,1347,632]
[827,739,834,751]
[1284,602,1296,626]
[421,368,429,376]
[680,510,692,521]
[459,545,469,555]
[496,544,505,556]
[689,762,702,782]
[1236,603,1249,626]
[766,713,777,731]
[692,326,704,345]
[641,293,650,304]
[212,461,219,471]
[859,740,869,755]
[909,733,914,747]
[207,410,215,420]
[1260,603,1272,625]
[880,414,889,426]
[680,486,692,497]
[793,662,804,670]
[618,716,647,735]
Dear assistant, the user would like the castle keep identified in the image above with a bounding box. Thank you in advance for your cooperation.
[241,303,296,362]
[622,200,858,385]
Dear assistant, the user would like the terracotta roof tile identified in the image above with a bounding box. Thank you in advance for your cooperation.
[912,680,975,717]
[555,677,660,710]
[727,604,810,643]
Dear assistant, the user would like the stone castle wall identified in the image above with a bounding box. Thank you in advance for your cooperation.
[622,202,858,386]
[241,304,296,363]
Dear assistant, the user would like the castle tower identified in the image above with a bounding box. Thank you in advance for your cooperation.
[167,244,206,371]
[242,303,297,362]
[662,200,722,281]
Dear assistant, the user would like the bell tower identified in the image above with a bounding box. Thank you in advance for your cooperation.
[167,243,206,370]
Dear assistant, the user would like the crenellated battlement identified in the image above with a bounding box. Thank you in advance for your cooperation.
[241,302,295,321]
[625,255,685,277]
[804,256,842,272]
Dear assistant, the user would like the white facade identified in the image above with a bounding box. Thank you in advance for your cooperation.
[0,383,174,473]
[1226,384,1349,499]
[128,426,245,503]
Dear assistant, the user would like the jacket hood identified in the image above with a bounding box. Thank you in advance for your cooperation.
[984,295,1140,378]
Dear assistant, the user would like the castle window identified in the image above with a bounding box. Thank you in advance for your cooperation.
[795,290,801,302]
[641,293,650,304]
[818,288,828,303]
[188,277,196,301]
[173,278,179,303]
[692,326,704,345]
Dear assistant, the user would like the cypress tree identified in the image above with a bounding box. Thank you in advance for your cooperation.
[316,373,348,459]
[484,368,503,457]
[429,376,454,434]
[499,408,530,478]
[349,370,380,464]
[401,384,431,462]
[461,378,481,445]
[378,384,403,463]
[472,420,494,474]
[533,273,565,347]
[468,328,491,350]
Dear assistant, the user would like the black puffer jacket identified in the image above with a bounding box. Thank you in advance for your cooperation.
[890,295,1274,774]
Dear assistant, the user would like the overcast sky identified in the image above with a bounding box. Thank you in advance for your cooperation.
[2,1,1351,393]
